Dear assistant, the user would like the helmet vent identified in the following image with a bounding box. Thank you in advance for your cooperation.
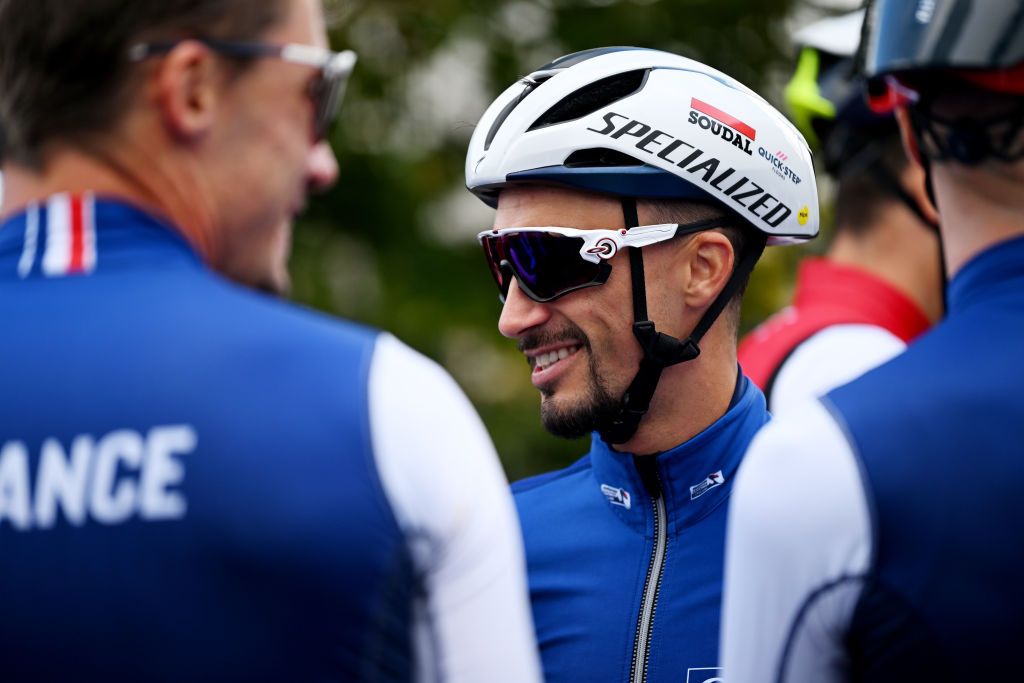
[563,148,644,168]
[529,69,647,131]
[484,76,551,151]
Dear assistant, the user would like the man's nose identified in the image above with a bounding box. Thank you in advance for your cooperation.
[498,277,552,339]
[306,141,339,193]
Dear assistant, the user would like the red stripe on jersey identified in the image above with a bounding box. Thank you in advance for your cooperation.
[68,193,85,274]
[691,98,757,141]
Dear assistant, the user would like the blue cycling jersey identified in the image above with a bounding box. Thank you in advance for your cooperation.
[0,193,541,682]
[513,374,768,683]
[0,194,413,680]
[722,235,1024,682]
[826,235,1024,680]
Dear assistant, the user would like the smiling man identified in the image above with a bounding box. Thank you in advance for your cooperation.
[0,0,540,680]
[466,48,818,682]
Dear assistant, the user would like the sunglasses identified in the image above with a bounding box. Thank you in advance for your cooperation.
[478,222,714,303]
[129,38,358,141]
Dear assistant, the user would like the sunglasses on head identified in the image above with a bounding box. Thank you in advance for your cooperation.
[129,38,357,141]
[477,219,724,303]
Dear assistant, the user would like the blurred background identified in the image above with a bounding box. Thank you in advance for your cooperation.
[160,0,854,480]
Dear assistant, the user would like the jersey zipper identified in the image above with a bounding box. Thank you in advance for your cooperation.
[630,457,667,683]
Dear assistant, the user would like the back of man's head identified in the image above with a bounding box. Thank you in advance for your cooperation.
[831,131,917,234]
[863,0,1024,279]
[0,0,285,168]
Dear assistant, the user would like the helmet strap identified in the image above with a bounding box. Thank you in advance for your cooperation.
[598,198,767,445]
[903,116,951,316]
[867,154,942,234]
[907,99,1024,164]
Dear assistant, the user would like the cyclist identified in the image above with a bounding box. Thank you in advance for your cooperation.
[722,1,1024,679]
[739,9,943,413]
[465,47,818,681]
[0,0,540,680]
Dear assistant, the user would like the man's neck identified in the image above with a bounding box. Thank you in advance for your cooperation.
[1,139,217,261]
[615,330,739,456]
[934,165,1024,277]
[827,205,943,323]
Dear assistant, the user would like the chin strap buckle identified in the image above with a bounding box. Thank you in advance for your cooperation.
[632,321,701,367]
[600,405,652,445]
[599,325,698,445]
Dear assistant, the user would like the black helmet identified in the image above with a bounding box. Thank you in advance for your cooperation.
[863,0,1024,82]
[863,0,1024,164]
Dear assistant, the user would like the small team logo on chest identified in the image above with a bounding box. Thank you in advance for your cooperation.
[600,483,631,510]
[689,471,725,500]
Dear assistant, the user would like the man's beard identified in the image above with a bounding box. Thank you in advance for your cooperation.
[520,324,622,440]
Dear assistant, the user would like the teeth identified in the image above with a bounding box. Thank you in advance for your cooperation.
[535,346,579,371]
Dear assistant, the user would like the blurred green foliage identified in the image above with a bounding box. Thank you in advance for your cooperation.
[296,0,829,481]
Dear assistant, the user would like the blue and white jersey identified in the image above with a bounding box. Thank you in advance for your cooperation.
[0,194,541,682]
[722,236,1024,681]
[514,374,768,683]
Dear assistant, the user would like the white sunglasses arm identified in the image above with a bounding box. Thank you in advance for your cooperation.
[619,223,679,248]
[280,44,357,73]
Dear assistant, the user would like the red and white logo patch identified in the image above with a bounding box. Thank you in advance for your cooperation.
[690,97,757,141]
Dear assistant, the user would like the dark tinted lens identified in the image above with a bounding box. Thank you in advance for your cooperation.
[310,74,334,139]
[481,232,605,302]
[481,237,511,299]
[310,67,351,140]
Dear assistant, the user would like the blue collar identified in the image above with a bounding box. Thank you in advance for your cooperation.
[948,234,1024,315]
[0,193,200,280]
[588,372,769,536]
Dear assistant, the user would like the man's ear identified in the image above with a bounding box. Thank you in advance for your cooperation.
[153,41,224,142]
[895,107,940,222]
[683,231,735,311]
[895,107,923,166]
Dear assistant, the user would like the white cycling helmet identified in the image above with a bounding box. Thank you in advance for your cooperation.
[466,47,819,244]
[467,47,819,443]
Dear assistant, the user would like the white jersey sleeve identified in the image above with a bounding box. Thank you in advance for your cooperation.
[720,398,872,683]
[368,334,542,683]
[770,324,906,415]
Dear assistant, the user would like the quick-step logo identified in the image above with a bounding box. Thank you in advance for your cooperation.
[758,147,802,185]
[600,484,631,510]
[689,471,725,500]
[688,98,755,156]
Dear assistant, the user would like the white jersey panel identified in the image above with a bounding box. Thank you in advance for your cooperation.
[770,324,906,415]
[368,334,541,683]
[721,398,872,683]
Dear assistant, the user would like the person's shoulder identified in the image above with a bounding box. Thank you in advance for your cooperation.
[512,455,602,545]
[791,324,905,365]
[184,273,381,353]
[822,321,946,429]
[735,397,863,539]
[724,397,873,683]
[771,323,906,414]
[511,454,592,498]
[742,396,853,472]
